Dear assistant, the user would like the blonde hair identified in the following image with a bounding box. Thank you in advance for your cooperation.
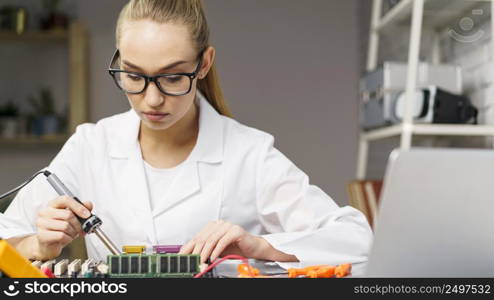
[116,0,232,117]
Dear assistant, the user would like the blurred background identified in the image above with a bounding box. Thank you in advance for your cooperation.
[0,0,492,216]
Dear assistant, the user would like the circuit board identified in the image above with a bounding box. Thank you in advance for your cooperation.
[14,245,203,278]
[31,258,108,278]
[107,253,200,278]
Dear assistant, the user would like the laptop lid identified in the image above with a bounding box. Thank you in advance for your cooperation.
[366,148,494,277]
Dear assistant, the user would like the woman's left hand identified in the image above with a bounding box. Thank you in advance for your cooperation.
[178,220,267,263]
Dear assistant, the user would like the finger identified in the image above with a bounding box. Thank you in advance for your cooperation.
[49,196,91,219]
[179,220,223,255]
[192,239,206,256]
[179,240,195,254]
[82,201,93,212]
[210,225,244,261]
[36,218,78,238]
[43,207,83,234]
[180,230,214,255]
[67,213,84,236]
[37,229,72,247]
[200,223,233,263]
[79,201,93,235]
[191,221,224,256]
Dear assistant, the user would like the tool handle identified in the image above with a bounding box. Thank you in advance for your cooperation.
[45,173,90,224]
[45,172,75,197]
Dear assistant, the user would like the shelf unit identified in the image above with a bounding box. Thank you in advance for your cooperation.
[0,134,68,145]
[0,30,68,42]
[0,22,89,145]
[357,0,494,179]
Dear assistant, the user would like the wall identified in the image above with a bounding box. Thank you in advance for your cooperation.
[204,0,361,205]
[0,0,362,207]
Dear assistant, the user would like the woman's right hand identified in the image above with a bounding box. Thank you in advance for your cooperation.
[34,196,93,260]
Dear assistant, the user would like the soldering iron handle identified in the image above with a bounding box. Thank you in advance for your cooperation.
[45,172,75,197]
[43,170,117,254]
[45,173,90,224]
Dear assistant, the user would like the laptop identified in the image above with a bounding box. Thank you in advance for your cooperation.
[365,148,494,277]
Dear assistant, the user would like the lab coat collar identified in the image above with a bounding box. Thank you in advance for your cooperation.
[108,91,224,164]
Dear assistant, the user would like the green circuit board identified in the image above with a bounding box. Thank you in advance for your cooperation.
[107,254,200,278]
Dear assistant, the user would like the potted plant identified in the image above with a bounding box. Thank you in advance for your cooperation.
[0,100,19,138]
[29,88,60,137]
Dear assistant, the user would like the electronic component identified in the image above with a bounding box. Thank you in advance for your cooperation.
[54,259,69,277]
[40,260,56,273]
[81,258,94,276]
[31,261,42,268]
[153,245,181,254]
[27,258,108,278]
[107,254,200,278]
[0,240,202,279]
[68,259,81,277]
[42,268,56,278]
[96,262,109,275]
[3,243,323,279]
[122,245,146,254]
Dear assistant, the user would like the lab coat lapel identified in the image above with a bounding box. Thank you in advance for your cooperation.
[108,110,158,244]
[125,142,158,243]
[151,93,224,218]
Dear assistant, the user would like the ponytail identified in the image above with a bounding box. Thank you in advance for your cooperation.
[198,62,232,118]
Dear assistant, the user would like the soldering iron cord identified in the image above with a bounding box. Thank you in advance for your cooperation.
[0,170,48,201]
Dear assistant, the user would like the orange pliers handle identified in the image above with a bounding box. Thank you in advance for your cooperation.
[288,263,352,278]
[335,263,352,278]
[237,263,261,277]
[307,266,336,278]
[287,265,327,278]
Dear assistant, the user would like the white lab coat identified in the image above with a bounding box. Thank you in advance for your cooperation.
[0,93,372,267]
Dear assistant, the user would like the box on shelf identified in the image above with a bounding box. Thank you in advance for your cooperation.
[360,62,463,130]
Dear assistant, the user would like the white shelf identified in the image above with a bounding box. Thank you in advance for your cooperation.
[376,0,489,32]
[358,0,494,179]
[375,0,413,31]
[363,124,494,141]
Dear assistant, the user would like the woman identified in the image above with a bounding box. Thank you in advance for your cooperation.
[1,0,372,267]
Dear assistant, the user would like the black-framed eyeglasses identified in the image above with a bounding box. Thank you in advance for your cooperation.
[107,49,203,96]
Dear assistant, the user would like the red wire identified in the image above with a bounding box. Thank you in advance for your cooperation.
[193,254,252,278]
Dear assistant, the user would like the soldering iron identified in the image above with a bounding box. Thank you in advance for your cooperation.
[0,170,121,255]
